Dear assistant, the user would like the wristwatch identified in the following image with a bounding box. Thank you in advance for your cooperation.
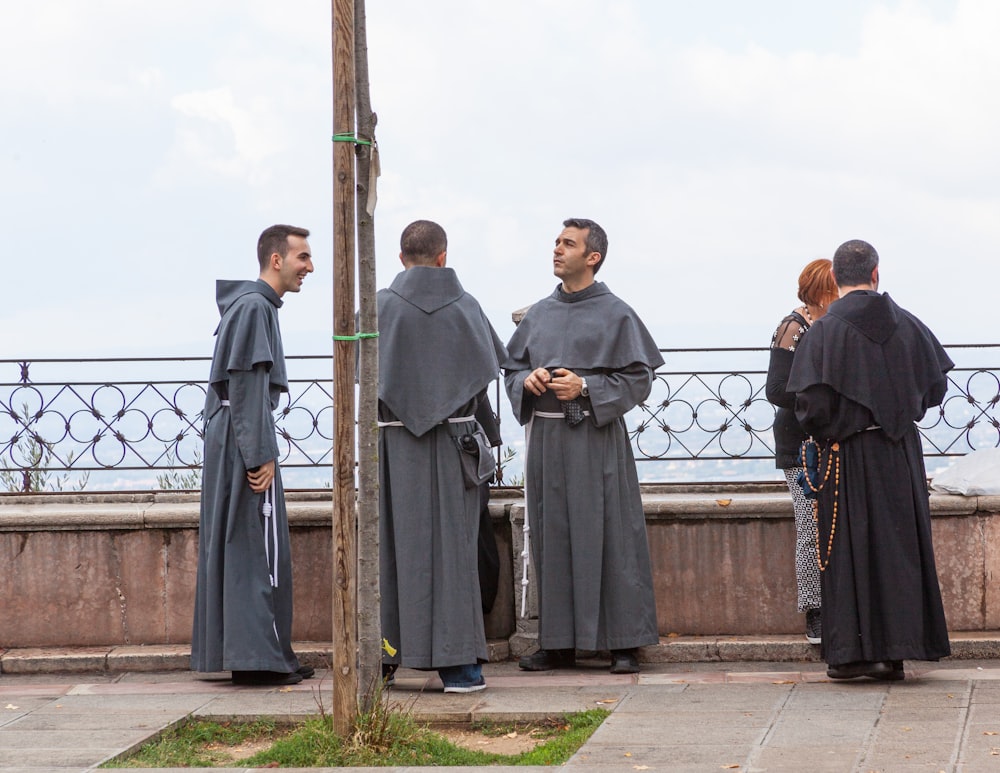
[580,377,589,398]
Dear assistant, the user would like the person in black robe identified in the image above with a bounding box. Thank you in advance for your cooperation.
[191,224,315,687]
[378,220,507,693]
[504,218,663,675]
[787,239,953,681]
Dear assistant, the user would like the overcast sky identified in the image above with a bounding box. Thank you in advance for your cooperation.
[2,0,996,364]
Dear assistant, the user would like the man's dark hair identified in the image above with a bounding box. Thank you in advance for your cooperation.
[563,217,608,273]
[400,220,447,265]
[832,239,879,287]
[258,224,310,270]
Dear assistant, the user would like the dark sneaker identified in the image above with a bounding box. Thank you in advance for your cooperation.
[382,663,398,687]
[805,608,822,644]
[443,676,487,694]
[231,670,303,686]
[610,649,640,674]
[297,665,316,679]
[518,648,576,671]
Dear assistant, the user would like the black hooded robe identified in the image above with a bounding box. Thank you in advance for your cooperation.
[787,290,953,666]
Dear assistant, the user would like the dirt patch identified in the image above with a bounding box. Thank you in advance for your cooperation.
[203,735,284,762]
[429,721,560,755]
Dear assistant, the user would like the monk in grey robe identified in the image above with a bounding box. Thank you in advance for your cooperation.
[191,224,315,686]
[379,220,506,693]
[504,218,663,674]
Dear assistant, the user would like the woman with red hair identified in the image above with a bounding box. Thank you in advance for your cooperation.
[765,259,839,645]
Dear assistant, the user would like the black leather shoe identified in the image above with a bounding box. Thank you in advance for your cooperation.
[870,660,905,681]
[518,649,575,671]
[827,660,894,680]
[610,649,640,674]
[296,665,316,679]
[231,670,303,686]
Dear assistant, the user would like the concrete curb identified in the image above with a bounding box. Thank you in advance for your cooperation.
[3,633,999,674]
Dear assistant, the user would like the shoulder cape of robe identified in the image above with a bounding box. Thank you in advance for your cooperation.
[787,291,952,441]
[787,290,952,666]
[191,278,298,674]
[504,281,664,374]
[503,282,664,427]
[377,266,507,669]
[377,266,507,437]
[208,279,288,399]
[502,281,661,652]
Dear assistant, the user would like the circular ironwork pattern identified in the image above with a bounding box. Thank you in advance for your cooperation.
[4,357,1000,487]
[920,371,1000,454]
[633,372,776,460]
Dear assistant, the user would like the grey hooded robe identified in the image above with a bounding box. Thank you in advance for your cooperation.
[504,282,664,652]
[191,279,299,674]
[378,266,507,669]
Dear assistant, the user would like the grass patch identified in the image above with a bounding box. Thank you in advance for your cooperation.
[103,709,609,767]
[102,718,289,768]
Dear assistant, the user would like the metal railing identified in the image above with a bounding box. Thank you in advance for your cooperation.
[2,346,998,490]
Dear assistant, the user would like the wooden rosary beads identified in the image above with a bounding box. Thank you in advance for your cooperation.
[800,440,841,572]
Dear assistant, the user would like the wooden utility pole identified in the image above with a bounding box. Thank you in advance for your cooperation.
[331,0,358,736]
[353,0,381,706]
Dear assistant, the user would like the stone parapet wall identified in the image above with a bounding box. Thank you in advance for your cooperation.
[2,486,997,649]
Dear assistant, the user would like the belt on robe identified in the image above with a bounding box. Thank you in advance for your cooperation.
[532,410,591,419]
[219,399,280,589]
[377,415,475,428]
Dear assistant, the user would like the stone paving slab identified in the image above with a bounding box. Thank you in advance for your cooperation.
[609,683,687,711]
[781,683,887,710]
[0,727,164,750]
[0,747,123,767]
[882,681,972,708]
[30,692,211,713]
[965,712,1000,732]
[748,745,864,771]
[765,710,882,746]
[642,681,791,709]
[573,741,751,768]
[8,710,185,731]
[0,698,59,728]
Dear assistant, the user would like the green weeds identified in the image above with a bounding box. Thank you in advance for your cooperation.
[103,708,608,768]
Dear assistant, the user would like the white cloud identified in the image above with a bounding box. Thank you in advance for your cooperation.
[677,0,1000,188]
[167,87,281,185]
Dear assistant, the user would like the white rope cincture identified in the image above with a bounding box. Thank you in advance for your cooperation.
[520,416,534,619]
[262,478,278,588]
[377,415,476,428]
[532,410,592,419]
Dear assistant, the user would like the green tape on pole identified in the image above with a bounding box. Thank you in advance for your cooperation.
[332,133,373,146]
[332,332,380,341]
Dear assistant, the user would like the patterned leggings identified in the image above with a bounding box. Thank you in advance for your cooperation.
[783,467,822,612]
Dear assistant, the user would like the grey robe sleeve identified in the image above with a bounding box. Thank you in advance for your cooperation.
[589,363,655,428]
[228,364,279,469]
[504,367,534,426]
